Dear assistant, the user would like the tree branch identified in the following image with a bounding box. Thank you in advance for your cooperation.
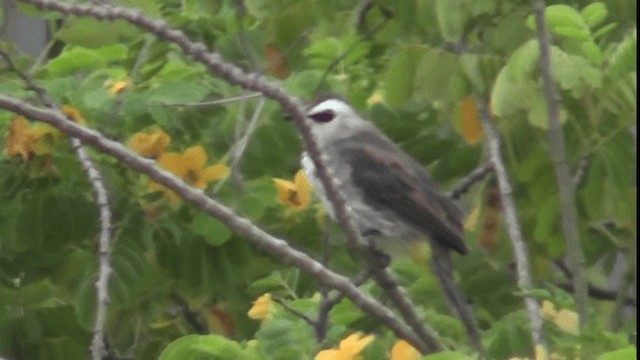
[1,49,114,360]
[531,0,589,329]
[19,0,443,352]
[0,94,431,354]
[473,95,546,351]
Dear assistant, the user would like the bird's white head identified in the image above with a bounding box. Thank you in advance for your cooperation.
[304,97,369,147]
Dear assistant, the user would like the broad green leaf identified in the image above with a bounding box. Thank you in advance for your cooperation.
[436,0,466,42]
[55,18,139,48]
[191,213,232,246]
[46,47,107,76]
[597,348,637,360]
[383,45,426,108]
[580,39,603,64]
[413,47,459,105]
[580,2,608,28]
[607,31,637,79]
[159,334,256,360]
[424,351,473,360]
[490,67,538,117]
[543,5,588,31]
[505,40,539,81]
[553,26,591,40]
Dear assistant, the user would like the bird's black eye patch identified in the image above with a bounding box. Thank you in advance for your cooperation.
[308,110,335,123]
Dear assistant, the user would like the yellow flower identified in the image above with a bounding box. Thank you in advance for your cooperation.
[127,129,171,159]
[390,339,420,360]
[273,169,312,209]
[247,294,274,321]
[60,105,86,125]
[30,123,60,156]
[150,145,229,202]
[366,91,384,107]
[6,116,34,161]
[5,116,59,161]
[539,300,579,335]
[315,332,375,360]
[106,77,130,95]
[554,309,579,335]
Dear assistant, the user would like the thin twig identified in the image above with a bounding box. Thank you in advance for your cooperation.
[473,94,546,351]
[531,0,589,329]
[448,163,493,200]
[0,94,430,354]
[0,50,114,360]
[19,1,442,352]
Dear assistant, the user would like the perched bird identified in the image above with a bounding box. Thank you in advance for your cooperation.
[297,95,481,352]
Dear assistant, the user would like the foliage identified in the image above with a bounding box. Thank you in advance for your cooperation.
[0,0,636,359]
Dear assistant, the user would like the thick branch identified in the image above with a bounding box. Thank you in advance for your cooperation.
[0,95,430,353]
[531,0,589,328]
[20,0,443,352]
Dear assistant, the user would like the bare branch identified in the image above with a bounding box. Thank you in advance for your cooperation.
[448,163,493,200]
[531,0,589,329]
[0,94,430,354]
[19,0,443,352]
[473,95,546,350]
[1,49,114,360]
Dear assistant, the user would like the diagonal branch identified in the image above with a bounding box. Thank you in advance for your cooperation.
[531,0,589,328]
[0,94,431,354]
[473,95,546,351]
[1,50,114,360]
[20,0,443,352]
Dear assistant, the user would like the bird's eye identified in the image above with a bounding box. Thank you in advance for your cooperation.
[308,110,335,123]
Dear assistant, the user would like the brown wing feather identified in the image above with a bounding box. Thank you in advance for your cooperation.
[341,132,468,255]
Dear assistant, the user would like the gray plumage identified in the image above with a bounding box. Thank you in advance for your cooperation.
[299,96,483,354]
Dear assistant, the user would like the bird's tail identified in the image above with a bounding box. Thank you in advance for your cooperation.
[431,244,484,356]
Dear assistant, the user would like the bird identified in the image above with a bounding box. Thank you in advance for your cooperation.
[297,94,482,352]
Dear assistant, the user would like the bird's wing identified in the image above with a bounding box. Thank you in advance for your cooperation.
[339,131,467,255]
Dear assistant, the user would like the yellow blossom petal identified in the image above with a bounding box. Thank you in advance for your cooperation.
[390,339,420,360]
[535,344,548,360]
[158,151,187,178]
[247,294,273,320]
[315,332,374,360]
[539,300,557,319]
[6,116,34,161]
[273,169,312,210]
[30,124,60,156]
[127,129,171,158]
[554,309,579,335]
[197,164,229,188]
[60,105,86,125]
[107,77,130,95]
[152,146,226,202]
[366,91,384,107]
[182,145,207,172]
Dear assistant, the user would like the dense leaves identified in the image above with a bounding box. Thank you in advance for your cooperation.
[0,0,636,359]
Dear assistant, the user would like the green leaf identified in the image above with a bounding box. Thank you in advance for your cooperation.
[580,2,608,28]
[46,47,107,76]
[55,18,139,48]
[191,213,232,246]
[424,351,473,360]
[413,47,459,105]
[490,67,539,117]
[436,0,466,42]
[505,40,539,81]
[607,31,637,79]
[383,45,426,108]
[597,348,637,360]
[544,5,588,32]
[159,334,257,360]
